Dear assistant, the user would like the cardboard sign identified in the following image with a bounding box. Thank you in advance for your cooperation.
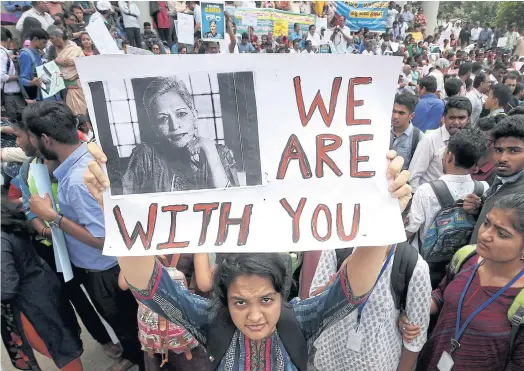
[76,54,406,255]
[36,61,65,99]
[201,2,225,41]
[177,13,195,44]
[125,46,153,55]
[497,37,508,48]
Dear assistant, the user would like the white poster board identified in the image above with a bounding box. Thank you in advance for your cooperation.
[86,18,122,55]
[497,37,508,48]
[36,61,65,99]
[125,46,153,55]
[390,42,399,52]
[242,12,258,27]
[76,54,406,255]
[177,12,195,44]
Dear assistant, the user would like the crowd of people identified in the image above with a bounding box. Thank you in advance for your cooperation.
[1,1,524,371]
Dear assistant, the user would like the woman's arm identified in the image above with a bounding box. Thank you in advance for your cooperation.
[309,249,338,296]
[193,253,214,292]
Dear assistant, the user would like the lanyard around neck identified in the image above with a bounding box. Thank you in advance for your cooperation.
[357,245,396,325]
[452,259,524,354]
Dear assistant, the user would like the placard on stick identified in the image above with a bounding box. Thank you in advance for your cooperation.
[76,54,406,255]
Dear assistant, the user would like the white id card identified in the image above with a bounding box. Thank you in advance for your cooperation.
[437,351,454,371]
[346,328,363,352]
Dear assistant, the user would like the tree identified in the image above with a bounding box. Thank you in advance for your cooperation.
[496,2,524,30]
[438,1,500,25]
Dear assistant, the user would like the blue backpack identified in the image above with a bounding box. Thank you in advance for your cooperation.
[421,180,484,287]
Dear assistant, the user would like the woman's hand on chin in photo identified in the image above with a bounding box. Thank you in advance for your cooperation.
[386,150,412,212]
[84,142,109,210]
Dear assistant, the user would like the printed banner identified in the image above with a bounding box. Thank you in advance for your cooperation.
[76,54,406,255]
[36,61,65,99]
[201,2,225,41]
[226,7,315,38]
[335,1,388,32]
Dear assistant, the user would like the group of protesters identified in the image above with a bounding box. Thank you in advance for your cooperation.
[2,1,524,371]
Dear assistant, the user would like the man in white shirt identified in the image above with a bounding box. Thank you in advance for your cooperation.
[89,1,113,25]
[505,24,520,52]
[118,1,141,47]
[16,1,54,31]
[408,96,472,192]
[429,58,450,99]
[306,25,320,50]
[452,22,462,40]
[361,41,374,55]
[386,1,398,30]
[219,15,238,54]
[466,72,490,127]
[470,21,481,44]
[330,16,351,54]
[187,1,202,32]
[406,128,489,246]
[1,27,24,122]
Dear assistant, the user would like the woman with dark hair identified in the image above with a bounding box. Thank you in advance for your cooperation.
[121,76,239,194]
[84,138,412,370]
[20,17,42,46]
[1,191,84,370]
[402,193,524,370]
[79,32,99,56]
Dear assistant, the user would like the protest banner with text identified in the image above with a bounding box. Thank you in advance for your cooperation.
[335,1,388,32]
[76,54,405,255]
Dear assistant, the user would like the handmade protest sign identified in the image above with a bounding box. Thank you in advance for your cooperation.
[177,13,195,44]
[86,18,122,55]
[76,54,406,255]
[201,2,225,41]
[36,61,65,99]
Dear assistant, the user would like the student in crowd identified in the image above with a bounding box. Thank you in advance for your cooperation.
[429,58,450,99]
[404,193,524,370]
[19,28,60,103]
[1,189,84,371]
[466,72,490,127]
[1,27,25,122]
[141,21,160,51]
[412,76,445,133]
[83,139,412,371]
[465,115,524,244]
[80,32,99,56]
[504,73,520,111]
[238,32,256,53]
[22,102,144,370]
[485,83,512,117]
[490,61,507,83]
[118,1,141,47]
[471,115,506,186]
[409,96,472,192]
[444,78,463,102]
[309,244,431,371]
[406,128,489,246]
[302,39,315,54]
[11,113,123,362]
[390,92,422,170]
[16,1,55,31]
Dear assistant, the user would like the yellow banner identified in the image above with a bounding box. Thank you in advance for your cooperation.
[273,19,289,37]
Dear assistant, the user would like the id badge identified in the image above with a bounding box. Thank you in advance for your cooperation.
[437,351,454,371]
[346,328,363,352]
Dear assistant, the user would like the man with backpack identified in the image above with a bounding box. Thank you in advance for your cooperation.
[18,28,60,103]
[405,128,489,288]
[465,115,524,244]
[308,243,431,371]
[390,92,423,170]
[1,27,25,122]
[408,96,472,193]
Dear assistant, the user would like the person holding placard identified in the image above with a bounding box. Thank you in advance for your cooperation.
[83,131,412,371]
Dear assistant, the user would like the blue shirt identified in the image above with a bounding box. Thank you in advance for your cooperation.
[390,123,418,170]
[479,29,492,43]
[290,31,302,42]
[18,47,60,101]
[3,1,32,18]
[412,94,445,133]
[53,143,117,270]
[238,42,255,53]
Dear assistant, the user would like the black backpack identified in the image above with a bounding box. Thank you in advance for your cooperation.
[206,305,307,371]
[336,242,419,311]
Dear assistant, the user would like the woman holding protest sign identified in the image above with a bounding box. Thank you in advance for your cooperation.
[84,141,412,371]
[120,76,239,195]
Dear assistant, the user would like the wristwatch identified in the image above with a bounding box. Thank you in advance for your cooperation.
[48,213,64,229]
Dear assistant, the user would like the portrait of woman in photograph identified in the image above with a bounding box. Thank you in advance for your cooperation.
[121,76,239,194]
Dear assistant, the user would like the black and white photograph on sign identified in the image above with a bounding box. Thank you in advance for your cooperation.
[88,72,263,196]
